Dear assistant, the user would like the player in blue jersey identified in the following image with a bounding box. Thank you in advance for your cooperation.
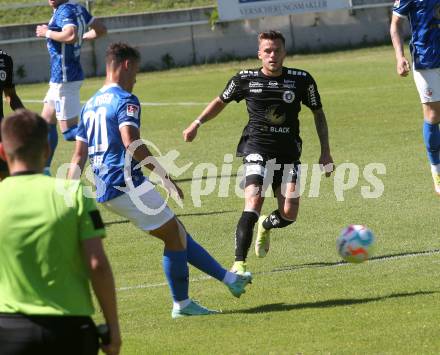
[0,49,24,181]
[68,43,252,318]
[390,0,440,195]
[36,0,107,175]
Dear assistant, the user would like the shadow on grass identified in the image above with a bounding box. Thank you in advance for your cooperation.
[226,291,438,314]
[270,249,440,273]
[104,209,236,226]
[175,173,239,183]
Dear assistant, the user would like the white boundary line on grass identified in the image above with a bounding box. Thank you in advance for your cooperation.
[12,83,411,107]
[116,249,440,292]
[19,99,208,107]
[16,83,411,106]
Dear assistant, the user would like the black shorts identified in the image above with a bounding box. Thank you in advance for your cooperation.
[0,158,7,173]
[0,313,99,355]
[243,153,300,194]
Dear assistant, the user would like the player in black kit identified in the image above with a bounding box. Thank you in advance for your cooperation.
[0,49,24,180]
[183,31,333,274]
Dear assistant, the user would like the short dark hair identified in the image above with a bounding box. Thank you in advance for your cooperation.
[1,109,48,162]
[258,30,286,47]
[106,42,141,66]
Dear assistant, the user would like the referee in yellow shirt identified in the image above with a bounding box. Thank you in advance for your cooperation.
[0,110,120,355]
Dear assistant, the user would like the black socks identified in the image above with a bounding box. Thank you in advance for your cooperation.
[262,210,295,230]
[234,211,259,261]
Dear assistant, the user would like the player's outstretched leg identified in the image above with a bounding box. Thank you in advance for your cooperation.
[423,121,440,195]
[256,210,295,258]
[231,210,259,274]
[44,123,58,175]
[255,214,270,258]
[41,104,58,175]
[149,218,218,318]
[164,247,220,318]
[185,233,252,298]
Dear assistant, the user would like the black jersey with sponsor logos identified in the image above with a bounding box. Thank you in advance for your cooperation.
[0,50,15,122]
[219,67,322,160]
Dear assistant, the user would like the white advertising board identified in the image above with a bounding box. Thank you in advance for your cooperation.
[218,0,350,21]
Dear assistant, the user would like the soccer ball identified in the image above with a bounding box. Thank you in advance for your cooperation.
[337,225,375,263]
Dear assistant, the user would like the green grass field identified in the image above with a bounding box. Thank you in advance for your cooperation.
[7,45,440,354]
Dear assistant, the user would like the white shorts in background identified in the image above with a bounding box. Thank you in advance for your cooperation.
[413,68,440,103]
[44,81,83,120]
[102,188,175,232]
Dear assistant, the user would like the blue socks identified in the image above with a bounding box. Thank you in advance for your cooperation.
[44,123,77,173]
[45,123,58,172]
[186,234,227,282]
[423,121,440,165]
[163,250,189,302]
[62,124,78,142]
[163,234,228,303]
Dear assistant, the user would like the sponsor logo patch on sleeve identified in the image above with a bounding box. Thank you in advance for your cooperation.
[0,70,6,81]
[126,104,140,119]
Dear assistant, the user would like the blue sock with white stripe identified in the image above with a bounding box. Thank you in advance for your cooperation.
[186,234,227,282]
[162,249,189,302]
[423,121,440,165]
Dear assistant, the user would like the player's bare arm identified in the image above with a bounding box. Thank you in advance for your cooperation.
[83,18,107,40]
[313,108,334,177]
[183,97,228,142]
[68,140,88,178]
[82,238,121,355]
[36,24,77,44]
[390,15,410,77]
[120,125,184,199]
[3,87,24,111]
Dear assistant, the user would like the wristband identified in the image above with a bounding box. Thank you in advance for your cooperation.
[194,119,202,127]
[45,30,52,39]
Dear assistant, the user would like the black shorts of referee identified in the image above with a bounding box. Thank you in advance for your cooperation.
[0,313,99,355]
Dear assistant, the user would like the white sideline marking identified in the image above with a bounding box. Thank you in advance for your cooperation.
[14,83,409,106]
[116,249,440,292]
[117,275,211,292]
[19,99,208,106]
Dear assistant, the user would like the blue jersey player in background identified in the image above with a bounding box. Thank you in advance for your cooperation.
[69,42,252,318]
[390,0,440,195]
[36,0,107,175]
